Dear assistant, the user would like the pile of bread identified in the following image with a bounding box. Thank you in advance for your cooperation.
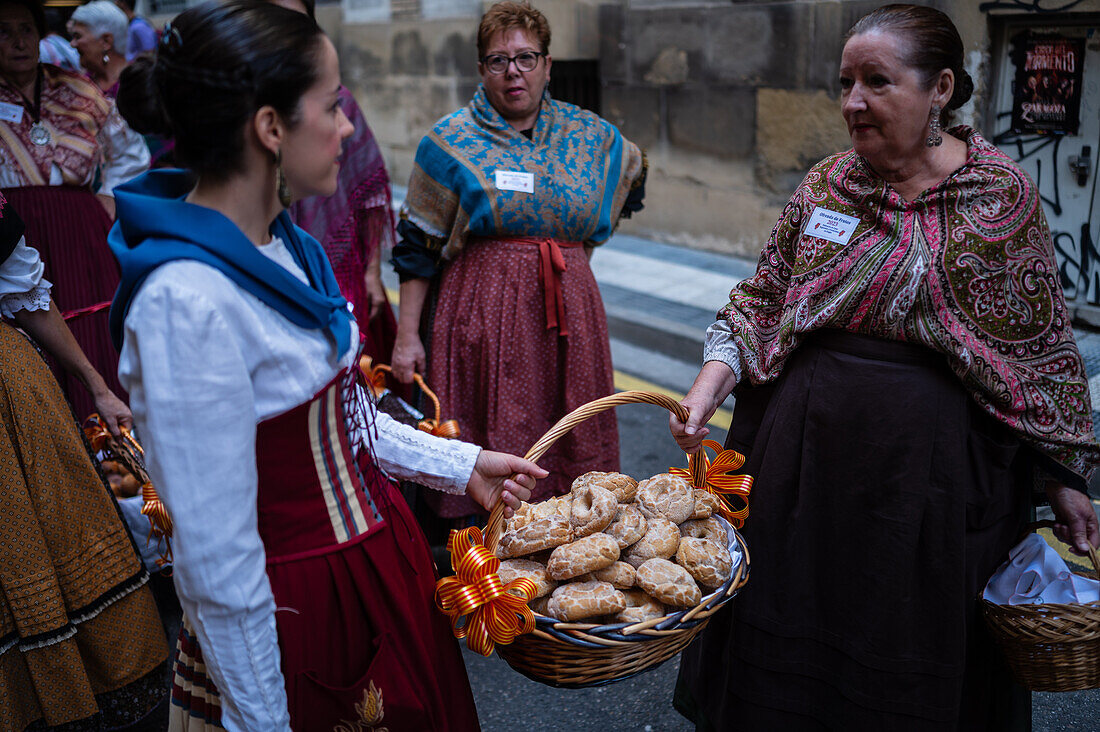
[496,471,735,624]
[101,459,141,499]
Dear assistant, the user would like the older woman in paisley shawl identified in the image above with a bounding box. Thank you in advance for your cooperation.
[391,1,646,525]
[0,0,149,419]
[671,5,1100,731]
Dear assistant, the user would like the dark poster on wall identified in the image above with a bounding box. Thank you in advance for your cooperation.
[1012,34,1086,135]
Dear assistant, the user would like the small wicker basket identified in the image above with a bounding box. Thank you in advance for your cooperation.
[481,390,751,688]
[981,520,1100,692]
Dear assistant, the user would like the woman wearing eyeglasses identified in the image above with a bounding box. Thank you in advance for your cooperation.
[392,0,647,527]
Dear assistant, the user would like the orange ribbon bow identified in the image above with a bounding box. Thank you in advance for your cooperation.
[435,526,536,656]
[670,439,753,528]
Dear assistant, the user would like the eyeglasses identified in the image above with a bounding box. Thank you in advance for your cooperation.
[480,51,546,75]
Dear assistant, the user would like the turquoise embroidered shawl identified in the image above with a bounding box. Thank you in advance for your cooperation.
[401,85,645,261]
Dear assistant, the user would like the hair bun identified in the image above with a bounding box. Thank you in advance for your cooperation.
[948,68,974,111]
[117,55,170,136]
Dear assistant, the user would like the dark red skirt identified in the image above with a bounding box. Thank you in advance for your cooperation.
[2,185,124,420]
[675,330,1031,731]
[424,237,619,518]
[270,478,479,732]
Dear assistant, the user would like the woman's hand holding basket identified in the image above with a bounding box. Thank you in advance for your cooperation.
[467,451,547,518]
[1046,482,1100,556]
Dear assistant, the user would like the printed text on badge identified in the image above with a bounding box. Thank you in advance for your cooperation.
[494,170,535,194]
[805,206,860,246]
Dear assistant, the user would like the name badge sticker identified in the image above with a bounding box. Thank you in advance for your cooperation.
[494,170,535,194]
[0,102,23,124]
[805,206,860,246]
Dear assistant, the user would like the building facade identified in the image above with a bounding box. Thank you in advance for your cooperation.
[147,0,1100,317]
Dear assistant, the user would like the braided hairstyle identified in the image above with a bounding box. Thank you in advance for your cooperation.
[847,4,973,120]
[117,0,324,180]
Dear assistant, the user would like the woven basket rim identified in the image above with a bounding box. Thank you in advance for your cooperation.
[980,522,1100,691]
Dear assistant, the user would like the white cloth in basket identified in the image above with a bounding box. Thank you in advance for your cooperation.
[983,534,1099,605]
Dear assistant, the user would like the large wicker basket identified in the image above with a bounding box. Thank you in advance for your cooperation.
[981,520,1100,692]
[481,390,751,688]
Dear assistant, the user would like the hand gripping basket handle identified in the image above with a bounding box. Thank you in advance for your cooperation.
[1028,519,1100,579]
[483,390,707,554]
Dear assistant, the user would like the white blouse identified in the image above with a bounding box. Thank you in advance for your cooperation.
[0,236,51,317]
[118,237,480,731]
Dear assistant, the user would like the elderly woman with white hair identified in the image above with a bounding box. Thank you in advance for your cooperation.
[68,0,129,97]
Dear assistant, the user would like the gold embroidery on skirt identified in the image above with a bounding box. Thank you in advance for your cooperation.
[333,680,388,732]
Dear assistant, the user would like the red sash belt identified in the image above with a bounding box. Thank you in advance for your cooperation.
[480,236,583,336]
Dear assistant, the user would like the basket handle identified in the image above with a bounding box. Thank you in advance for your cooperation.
[358,357,459,438]
[1028,520,1100,579]
[483,390,707,554]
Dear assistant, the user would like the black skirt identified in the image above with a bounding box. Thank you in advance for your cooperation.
[676,331,1031,731]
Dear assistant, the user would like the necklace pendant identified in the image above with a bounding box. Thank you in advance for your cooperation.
[29,121,50,146]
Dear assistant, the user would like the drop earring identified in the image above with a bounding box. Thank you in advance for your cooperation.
[926,105,942,147]
[103,52,110,65]
[275,149,292,208]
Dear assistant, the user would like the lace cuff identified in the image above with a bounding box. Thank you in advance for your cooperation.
[0,283,52,319]
[702,319,743,383]
[373,410,480,494]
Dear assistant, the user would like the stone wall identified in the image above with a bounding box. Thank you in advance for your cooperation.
[200,0,1100,257]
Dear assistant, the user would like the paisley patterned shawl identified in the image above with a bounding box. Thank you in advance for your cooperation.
[400,85,644,260]
[723,126,1100,484]
[0,64,109,187]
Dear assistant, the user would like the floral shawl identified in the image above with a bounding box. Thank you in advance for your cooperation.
[722,126,1100,484]
[0,65,109,187]
[400,85,645,260]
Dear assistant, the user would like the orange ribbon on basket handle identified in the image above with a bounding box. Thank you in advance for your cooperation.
[358,355,390,400]
[670,439,753,528]
[435,526,536,656]
[139,478,174,568]
[83,414,112,453]
[357,356,461,438]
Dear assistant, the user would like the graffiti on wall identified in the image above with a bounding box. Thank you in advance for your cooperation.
[993,114,1100,303]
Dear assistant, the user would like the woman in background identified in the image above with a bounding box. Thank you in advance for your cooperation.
[0,0,148,418]
[68,0,129,97]
[392,1,646,528]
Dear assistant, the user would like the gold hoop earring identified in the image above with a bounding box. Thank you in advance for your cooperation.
[275,149,292,208]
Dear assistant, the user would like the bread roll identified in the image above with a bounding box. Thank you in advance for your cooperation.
[498,558,557,598]
[498,515,572,558]
[636,558,702,607]
[622,515,680,567]
[675,537,733,589]
[546,581,627,621]
[572,471,639,503]
[636,473,695,524]
[613,589,667,624]
[547,533,620,580]
[570,484,617,538]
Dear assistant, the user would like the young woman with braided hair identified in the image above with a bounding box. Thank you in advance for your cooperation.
[110,2,544,729]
